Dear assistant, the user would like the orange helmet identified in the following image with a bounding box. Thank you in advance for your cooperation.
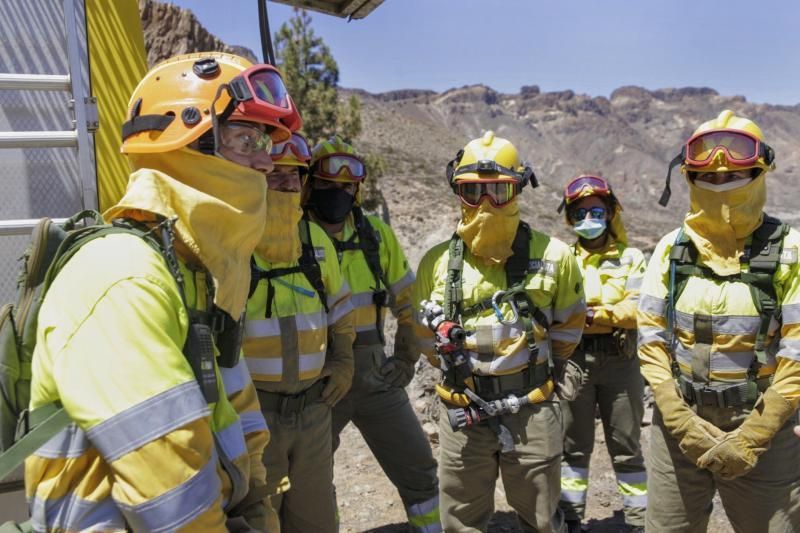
[121,52,301,154]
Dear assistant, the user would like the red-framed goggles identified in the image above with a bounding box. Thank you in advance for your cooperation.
[684,129,774,168]
[271,133,311,162]
[312,153,366,181]
[564,175,611,202]
[456,179,518,208]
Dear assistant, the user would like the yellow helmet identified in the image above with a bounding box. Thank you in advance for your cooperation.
[446,131,537,192]
[659,109,775,206]
[121,52,297,154]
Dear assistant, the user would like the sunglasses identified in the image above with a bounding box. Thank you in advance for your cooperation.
[568,206,606,222]
[457,180,518,208]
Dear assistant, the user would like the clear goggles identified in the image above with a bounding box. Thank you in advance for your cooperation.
[271,133,311,162]
[456,180,518,208]
[685,129,770,168]
[313,153,366,181]
[564,175,611,203]
[568,206,606,222]
[219,121,273,156]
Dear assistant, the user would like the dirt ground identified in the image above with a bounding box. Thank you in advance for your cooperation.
[333,373,733,533]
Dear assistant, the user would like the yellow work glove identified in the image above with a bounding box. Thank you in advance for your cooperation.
[321,332,354,406]
[697,388,796,480]
[380,324,419,388]
[653,378,726,463]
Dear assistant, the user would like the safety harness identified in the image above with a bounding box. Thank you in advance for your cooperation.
[442,221,554,397]
[666,214,788,407]
[249,218,329,317]
[327,207,392,345]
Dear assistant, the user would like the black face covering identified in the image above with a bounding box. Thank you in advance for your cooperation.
[309,187,355,224]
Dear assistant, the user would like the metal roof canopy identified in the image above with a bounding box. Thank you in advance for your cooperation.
[270,0,384,20]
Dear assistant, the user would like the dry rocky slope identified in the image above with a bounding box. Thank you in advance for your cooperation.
[140,2,798,531]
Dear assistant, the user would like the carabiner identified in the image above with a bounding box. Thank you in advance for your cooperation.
[491,290,519,325]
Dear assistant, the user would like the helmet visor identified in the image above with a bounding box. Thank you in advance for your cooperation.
[315,153,366,181]
[685,129,759,167]
[565,175,610,202]
[219,121,273,156]
[457,180,517,208]
[248,69,290,109]
[271,133,311,162]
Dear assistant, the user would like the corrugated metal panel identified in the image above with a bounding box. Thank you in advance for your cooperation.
[270,0,384,19]
[0,0,90,303]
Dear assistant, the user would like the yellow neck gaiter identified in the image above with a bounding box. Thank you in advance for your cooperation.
[255,190,303,263]
[456,200,520,264]
[105,148,266,316]
[683,175,766,276]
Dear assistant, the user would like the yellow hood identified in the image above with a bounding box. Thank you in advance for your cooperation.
[683,175,766,276]
[456,200,520,264]
[105,147,267,316]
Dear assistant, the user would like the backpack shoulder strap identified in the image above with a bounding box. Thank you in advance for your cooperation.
[353,207,390,343]
[298,219,329,313]
[0,403,70,483]
[444,233,465,321]
[505,221,531,288]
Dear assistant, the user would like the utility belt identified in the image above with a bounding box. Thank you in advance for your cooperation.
[445,363,550,401]
[256,379,327,417]
[578,333,618,354]
[678,374,772,409]
[354,329,382,347]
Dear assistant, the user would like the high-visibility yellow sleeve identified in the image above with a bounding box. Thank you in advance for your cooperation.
[592,247,647,330]
[369,216,416,327]
[412,243,444,366]
[550,248,587,360]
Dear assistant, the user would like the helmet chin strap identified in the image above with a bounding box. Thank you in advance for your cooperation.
[210,83,233,155]
[660,150,685,207]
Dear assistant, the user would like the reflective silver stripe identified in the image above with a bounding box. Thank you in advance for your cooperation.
[295,309,327,331]
[549,328,583,344]
[118,453,220,532]
[616,471,647,484]
[30,494,124,531]
[407,494,441,532]
[329,297,354,325]
[468,343,551,374]
[221,359,250,396]
[559,489,587,504]
[87,381,210,462]
[638,326,667,347]
[36,423,89,459]
[782,303,800,325]
[561,466,588,479]
[327,282,351,311]
[622,493,648,508]
[407,494,439,517]
[710,351,764,372]
[638,294,666,316]
[245,317,281,338]
[239,410,268,434]
[553,300,585,323]
[391,270,415,294]
[215,418,247,462]
[625,276,643,291]
[299,351,326,373]
[674,310,762,335]
[778,338,800,362]
[245,356,283,376]
[675,344,692,369]
[351,291,375,309]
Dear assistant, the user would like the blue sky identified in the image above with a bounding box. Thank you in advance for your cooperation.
[171,0,800,105]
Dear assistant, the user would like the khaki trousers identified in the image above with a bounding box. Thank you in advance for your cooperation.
[262,401,336,533]
[647,404,800,532]
[438,399,563,533]
[332,343,440,532]
[560,350,646,526]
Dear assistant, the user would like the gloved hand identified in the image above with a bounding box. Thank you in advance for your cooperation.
[554,357,584,401]
[381,323,419,388]
[697,388,795,479]
[321,332,354,406]
[653,378,726,463]
[380,357,415,388]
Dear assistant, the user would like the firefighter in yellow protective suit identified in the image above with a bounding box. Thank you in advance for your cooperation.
[302,136,441,532]
[556,175,647,533]
[242,132,355,532]
[25,52,301,530]
[638,109,800,531]
[413,132,586,532]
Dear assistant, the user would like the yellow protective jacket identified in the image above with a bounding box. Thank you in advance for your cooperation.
[26,233,268,531]
[243,221,354,394]
[413,226,586,386]
[326,213,416,350]
[573,240,646,334]
[638,226,800,406]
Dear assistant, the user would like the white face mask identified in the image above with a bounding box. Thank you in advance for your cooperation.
[693,178,753,192]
